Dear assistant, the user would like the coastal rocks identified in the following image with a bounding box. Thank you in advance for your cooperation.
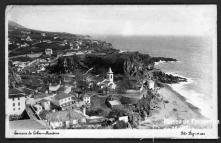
[152,70,187,84]
[47,51,187,86]
[150,57,177,63]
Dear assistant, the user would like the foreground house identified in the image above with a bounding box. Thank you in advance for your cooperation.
[46,109,86,129]
[8,88,27,115]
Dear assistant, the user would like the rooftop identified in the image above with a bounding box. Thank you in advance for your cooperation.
[21,87,34,95]
[38,99,50,104]
[33,93,48,99]
[9,88,26,98]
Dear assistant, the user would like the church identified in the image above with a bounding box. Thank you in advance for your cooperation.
[97,67,116,90]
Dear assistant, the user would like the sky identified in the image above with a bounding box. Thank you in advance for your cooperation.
[6,5,216,36]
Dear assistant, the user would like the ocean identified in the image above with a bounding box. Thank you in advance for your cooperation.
[94,35,216,119]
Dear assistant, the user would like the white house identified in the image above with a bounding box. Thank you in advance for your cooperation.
[26,36,32,41]
[8,89,27,115]
[41,33,46,37]
[83,94,91,104]
[53,93,78,110]
[148,79,155,90]
[45,48,53,56]
[39,99,51,111]
[119,116,129,123]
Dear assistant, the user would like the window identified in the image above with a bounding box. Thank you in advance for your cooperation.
[18,108,20,110]
[13,103,15,106]
[13,108,15,111]
[12,98,14,101]
[18,102,20,106]
[18,97,20,100]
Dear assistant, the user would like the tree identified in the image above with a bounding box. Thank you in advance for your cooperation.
[108,107,130,119]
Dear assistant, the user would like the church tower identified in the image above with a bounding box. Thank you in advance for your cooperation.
[107,67,114,83]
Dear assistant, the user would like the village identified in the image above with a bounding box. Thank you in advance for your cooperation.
[7,21,166,130]
[9,48,162,130]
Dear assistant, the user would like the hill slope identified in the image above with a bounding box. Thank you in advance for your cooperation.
[8,21,117,57]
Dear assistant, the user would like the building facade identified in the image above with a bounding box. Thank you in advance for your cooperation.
[53,93,79,110]
[8,89,26,115]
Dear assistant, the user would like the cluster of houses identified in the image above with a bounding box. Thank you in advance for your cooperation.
[9,44,160,129]
[12,58,49,74]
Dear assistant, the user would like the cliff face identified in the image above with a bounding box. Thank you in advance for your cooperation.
[48,52,153,78]
[122,52,152,78]
[47,52,187,84]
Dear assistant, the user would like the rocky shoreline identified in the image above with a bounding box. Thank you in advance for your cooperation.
[47,52,187,85]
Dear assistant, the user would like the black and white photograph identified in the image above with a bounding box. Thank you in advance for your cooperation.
[5,5,218,138]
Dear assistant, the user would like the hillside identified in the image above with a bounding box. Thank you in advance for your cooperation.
[8,21,185,84]
[8,21,117,57]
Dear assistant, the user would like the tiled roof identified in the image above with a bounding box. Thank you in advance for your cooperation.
[9,88,26,98]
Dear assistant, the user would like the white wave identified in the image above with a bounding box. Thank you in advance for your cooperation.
[154,60,178,66]
[165,71,194,84]
[170,82,214,119]
[154,60,166,66]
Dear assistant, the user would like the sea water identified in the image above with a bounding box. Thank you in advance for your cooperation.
[95,35,216,119]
